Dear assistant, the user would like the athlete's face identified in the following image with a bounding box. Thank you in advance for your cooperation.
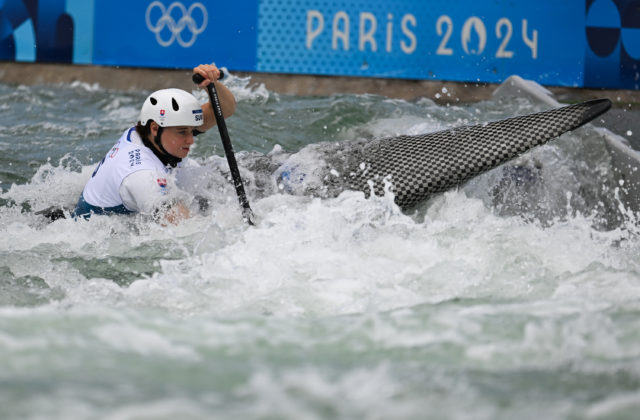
[150,123,195,158]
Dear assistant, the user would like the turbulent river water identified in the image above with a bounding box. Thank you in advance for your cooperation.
[1,74,639,420]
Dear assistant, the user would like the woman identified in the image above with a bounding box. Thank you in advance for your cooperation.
[72,64,236,224]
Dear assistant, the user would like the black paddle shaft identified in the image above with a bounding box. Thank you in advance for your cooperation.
[192,72,255,225]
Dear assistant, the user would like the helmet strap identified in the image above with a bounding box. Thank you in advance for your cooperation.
[143,126,182,168]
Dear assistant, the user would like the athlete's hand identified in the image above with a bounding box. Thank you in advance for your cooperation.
[193,64,222,88]
[162,202,191,225]
[192,62,236,130]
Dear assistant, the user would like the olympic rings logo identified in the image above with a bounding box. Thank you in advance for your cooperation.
[145,1,208,48]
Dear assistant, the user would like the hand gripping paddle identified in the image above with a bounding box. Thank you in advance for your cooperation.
[193,72,255,225]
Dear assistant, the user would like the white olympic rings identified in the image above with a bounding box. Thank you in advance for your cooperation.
[145,1,208,48]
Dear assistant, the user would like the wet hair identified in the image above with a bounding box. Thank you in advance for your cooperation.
[135,120,153,141]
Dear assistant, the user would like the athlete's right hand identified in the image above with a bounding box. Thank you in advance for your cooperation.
[193,64,222,88]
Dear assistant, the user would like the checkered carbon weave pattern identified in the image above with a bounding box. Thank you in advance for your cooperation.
[345,100,610,208]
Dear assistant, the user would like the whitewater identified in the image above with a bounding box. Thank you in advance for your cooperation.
[1,73,639,419]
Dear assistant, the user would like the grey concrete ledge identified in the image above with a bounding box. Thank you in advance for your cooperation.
[1,61,639,105]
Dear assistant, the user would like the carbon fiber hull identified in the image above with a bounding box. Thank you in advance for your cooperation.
[341,99,611,209]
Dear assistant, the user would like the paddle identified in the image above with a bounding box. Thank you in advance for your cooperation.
[192,72,255,225]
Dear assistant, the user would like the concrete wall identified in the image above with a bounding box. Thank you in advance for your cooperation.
[2,62,640,107]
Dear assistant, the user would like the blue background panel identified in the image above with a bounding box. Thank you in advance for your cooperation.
[92,0,258,71]
[257,0,585,86]
[1,0,640,89]
[585,0,640,89]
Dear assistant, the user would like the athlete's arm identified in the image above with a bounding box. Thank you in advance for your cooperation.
[119,170,191,224]
[192,64,236,133]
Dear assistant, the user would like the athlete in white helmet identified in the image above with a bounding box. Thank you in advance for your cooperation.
[72,64,236,224]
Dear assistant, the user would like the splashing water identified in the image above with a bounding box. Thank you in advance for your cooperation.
[1,75,640,420]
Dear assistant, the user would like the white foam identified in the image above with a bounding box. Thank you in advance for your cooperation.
[2,78,640,420]
[191,68,273,105]
[585,391,640,419]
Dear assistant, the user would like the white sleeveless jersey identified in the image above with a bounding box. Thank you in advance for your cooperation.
[80,128,175,215]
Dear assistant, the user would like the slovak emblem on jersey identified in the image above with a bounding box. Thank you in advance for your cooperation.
[157,178,167,194]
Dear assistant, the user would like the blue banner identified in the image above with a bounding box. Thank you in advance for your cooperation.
[0,0,72,62]
[585,0,640,89]
[257,0,584,86]
[92,0,258,70]
[0,0,639,89]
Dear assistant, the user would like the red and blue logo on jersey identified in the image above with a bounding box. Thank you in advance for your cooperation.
[157,178,168,195]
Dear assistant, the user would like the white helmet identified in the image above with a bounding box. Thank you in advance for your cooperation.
[139,88,204,127]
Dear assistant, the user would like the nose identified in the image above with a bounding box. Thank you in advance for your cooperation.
[185,132,194,145]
